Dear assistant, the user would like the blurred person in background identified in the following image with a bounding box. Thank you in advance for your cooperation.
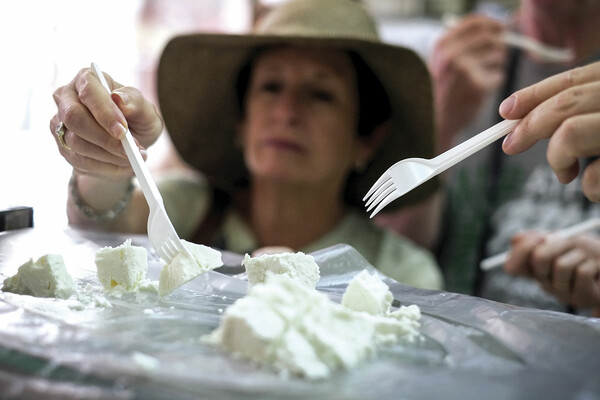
[49,0,443,290]
[498,60,600,317]
[384,0,600,314]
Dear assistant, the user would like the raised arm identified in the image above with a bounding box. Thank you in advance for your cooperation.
[50,67,164,233]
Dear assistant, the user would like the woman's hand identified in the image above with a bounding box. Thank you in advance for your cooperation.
[50,67,164,178]
[501,61,600,202]
[504,231,600,315]
[430,15,507,151]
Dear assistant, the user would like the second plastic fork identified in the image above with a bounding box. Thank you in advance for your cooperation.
[364,119,520,217]
[91,62,192,264]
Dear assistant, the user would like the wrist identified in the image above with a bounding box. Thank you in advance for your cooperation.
[69,172,134,222]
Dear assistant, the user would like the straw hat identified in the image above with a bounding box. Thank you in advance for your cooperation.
[158,0,437,210]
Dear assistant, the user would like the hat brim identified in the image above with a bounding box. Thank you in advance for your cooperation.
[158,33,438,210]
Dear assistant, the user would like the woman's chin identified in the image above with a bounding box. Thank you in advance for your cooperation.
[252,169,310,185]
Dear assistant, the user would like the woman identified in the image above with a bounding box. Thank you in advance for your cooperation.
[50,0,442,289]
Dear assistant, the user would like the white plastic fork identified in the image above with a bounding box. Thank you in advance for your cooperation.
[443,15,574,64]
[91,62,192,264]
[501,32,574,64]
[364,119,519,218]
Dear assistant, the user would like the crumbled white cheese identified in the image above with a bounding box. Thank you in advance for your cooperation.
[95,239,148,291]
[342,269,393,316]
[242,252,320,288]
[2,254,76,299]
[204,272,421,379]
[389,305,421,332]
[132,351,160,372]
[158,240,222,297]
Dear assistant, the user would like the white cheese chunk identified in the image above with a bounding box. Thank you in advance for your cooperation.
[95,238,148,291]
[204,272,421,379]
[2,254,76,299]
[158,240,222,297]
[242,252,320,288]
[341,269,393,316]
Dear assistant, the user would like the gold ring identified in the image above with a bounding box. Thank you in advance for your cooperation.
[55,121,72,150]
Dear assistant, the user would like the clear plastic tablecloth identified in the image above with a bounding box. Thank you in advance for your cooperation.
[0,227,599,400]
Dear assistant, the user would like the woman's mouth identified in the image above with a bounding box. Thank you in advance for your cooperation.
[262,138,305,153]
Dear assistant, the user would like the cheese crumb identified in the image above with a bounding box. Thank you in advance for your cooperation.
[95,239,148,291]
[342,269,393,316]
[2,254,76,299]
[158,240,222,297]
[242,252,320,288]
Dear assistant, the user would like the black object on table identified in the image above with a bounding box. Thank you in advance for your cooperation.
[0,206,33,232]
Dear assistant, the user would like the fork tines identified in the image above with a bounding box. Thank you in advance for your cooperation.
[363,172,400,218]
[160,237,180,262]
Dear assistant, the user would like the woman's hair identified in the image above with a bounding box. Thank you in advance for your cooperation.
[235,49,392,137]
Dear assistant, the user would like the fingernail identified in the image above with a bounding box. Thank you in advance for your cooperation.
[502,132,513,148]
[111,122,127,139]
[499,95,515,115]
[140,149,148,160]
[112,90,129,105]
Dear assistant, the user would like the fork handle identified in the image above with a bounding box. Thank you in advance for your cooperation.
[432,119,519,172]
[120,131,165,212]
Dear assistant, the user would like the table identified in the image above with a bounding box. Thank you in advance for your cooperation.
[0,227,599,399]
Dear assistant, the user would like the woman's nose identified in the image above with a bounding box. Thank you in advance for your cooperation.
[272,90,302,122]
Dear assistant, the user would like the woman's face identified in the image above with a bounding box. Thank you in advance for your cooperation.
[240,47,366,187]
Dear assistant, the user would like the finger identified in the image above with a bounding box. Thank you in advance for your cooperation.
[546,111,600,184]
[111,88,164,148]
[570,259,600,308]
[50,111,138,177]
[456,30,505,57]
[433,16,504,66]
[73,68,128,140]
[437,26,505,69]
[65,134,135,167]
[582,157,600,202]
[478,46,508,69]
[469,52,508,91]
[50,114,71,151]
[70,153,135,179]
[446,14,505,39]
[572,234,600,257]
[500,61,600,119]
[502,80,600,155]
[50,116,132,167]
[53,81,128,159]
[504,231,545,277]
[550,248,585,294]
[530,235,575,282]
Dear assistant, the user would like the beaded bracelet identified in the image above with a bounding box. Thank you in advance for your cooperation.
[69,173,134,222]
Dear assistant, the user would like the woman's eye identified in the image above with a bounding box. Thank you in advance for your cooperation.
[261,82,281,93]
[312,90,334,102]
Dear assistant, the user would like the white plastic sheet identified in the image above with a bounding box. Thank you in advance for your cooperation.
[0,227,599,399]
